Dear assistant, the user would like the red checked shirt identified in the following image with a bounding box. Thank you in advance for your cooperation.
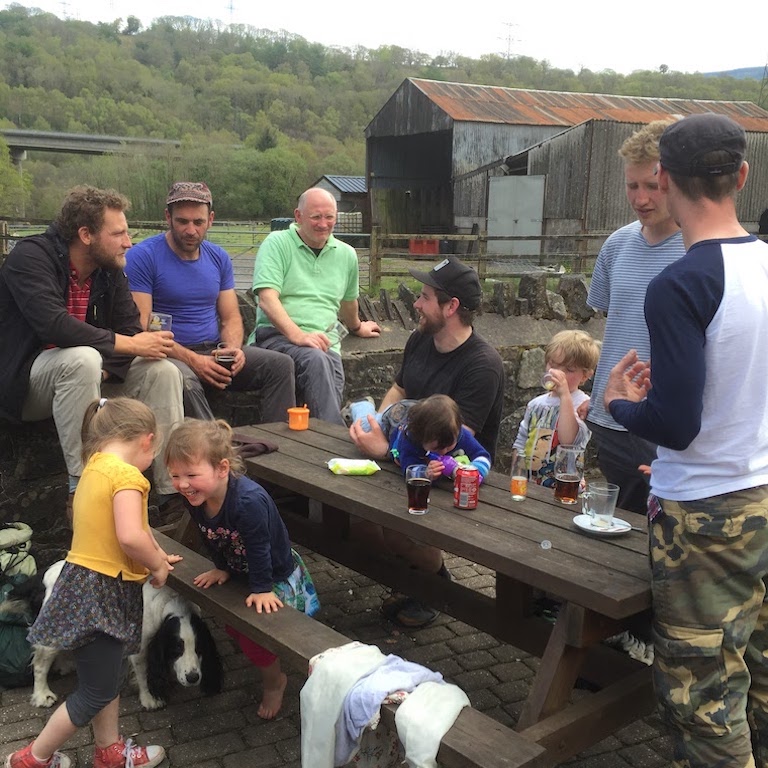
[46,265,91,349]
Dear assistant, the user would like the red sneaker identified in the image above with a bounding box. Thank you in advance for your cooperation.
[5,743,71,768]
[93,739,165,768]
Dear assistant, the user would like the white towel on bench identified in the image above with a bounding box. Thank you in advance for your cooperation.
[301,641,387,768]
[334,654,444,765]
[396,680,470,768]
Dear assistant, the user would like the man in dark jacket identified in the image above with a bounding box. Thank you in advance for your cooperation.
[0,186,184,512]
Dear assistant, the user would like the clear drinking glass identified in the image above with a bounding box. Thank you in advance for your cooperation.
[510,450,530,501]
[405,464,430,515]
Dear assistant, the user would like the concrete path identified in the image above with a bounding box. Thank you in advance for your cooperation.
[0,548,674,767]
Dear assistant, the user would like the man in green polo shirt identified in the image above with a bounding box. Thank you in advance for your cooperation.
[251,187,380,423]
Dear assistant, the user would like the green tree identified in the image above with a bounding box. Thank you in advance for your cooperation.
[0,137,32,217]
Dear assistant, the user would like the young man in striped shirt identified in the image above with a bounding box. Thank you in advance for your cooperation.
[586,120,685,515]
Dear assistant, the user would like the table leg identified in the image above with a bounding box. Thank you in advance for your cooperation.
[516,602,590,729]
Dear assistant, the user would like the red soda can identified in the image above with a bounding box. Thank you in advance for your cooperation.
[454,465,480,509]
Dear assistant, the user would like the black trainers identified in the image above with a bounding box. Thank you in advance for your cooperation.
[393,598,439,628]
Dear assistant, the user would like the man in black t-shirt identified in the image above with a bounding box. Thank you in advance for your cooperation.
[349,257,504,627]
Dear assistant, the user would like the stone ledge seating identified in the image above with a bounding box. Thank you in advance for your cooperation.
[153,529,549,768]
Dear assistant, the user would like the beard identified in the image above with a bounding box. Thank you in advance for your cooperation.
[418,312,446,336]
[169,228,202,255]
[89,238,126,271]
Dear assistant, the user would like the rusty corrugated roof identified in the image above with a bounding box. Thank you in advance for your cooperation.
[411,78,768,132]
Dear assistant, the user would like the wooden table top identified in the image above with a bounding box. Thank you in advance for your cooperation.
[238,419,651,621]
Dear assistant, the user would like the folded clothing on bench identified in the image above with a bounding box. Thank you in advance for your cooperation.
[232,432,279,459]
[301,641,469,768]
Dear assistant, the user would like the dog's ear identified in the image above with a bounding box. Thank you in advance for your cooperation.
[146,616,176,700]
[191,613,223,696]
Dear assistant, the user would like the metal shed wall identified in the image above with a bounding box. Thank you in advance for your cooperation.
[526,120,768,235]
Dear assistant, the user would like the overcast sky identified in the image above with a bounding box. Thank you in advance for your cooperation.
[12,0,768,77]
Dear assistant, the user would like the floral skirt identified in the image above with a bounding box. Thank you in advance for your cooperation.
[28,562,143,654]
[274,549,320,617]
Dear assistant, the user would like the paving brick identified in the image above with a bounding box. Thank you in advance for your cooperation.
[446,632,498,654]
[168,732,246,764]
[242,718,299,747]
[173,710,247,742]
[452,668,498,692]
[466,688,501,711]
[222,744,282,768]
[493,678,532,704]
[404,642,454,665]
[620,743,669,768]
[489,661,534,683]
[455,650,497,671]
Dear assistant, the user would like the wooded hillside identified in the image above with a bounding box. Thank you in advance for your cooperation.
[0,3,764,220]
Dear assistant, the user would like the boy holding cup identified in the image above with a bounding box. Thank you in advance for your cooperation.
[512,330,601,488]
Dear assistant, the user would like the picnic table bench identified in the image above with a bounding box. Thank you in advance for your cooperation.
[155,530,550,768]
[222,420,656,765]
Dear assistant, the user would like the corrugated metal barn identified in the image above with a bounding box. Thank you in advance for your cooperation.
[365,78,768,251]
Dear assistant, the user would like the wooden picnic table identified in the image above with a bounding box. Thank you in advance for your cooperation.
[234,419,655,764]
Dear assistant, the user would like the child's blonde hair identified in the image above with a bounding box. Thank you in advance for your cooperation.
[80,397,157,464]
[545,330,601,373]
[406,394,462,450]
[164,418,244,475]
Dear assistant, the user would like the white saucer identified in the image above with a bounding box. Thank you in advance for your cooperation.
[572,514,632,536]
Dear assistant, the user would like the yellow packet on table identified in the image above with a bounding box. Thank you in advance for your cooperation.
[327,458,381,475]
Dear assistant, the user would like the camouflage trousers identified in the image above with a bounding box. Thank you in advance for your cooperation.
[651,487,768,768]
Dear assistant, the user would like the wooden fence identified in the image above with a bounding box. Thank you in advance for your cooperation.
[1,218,611,291]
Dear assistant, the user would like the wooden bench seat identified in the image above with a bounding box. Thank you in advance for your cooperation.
[153,530,550,768]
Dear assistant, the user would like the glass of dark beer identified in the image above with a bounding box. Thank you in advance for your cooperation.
[406,464,430,515]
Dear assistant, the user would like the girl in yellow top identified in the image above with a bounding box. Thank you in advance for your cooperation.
[6,398,179,768]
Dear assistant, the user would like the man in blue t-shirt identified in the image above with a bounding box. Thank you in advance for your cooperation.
[126,182,295,421]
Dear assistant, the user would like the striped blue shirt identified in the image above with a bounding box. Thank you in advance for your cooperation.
[587,221,685,430]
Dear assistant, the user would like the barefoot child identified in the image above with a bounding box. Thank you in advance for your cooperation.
[165,418,320,719]
[5,397,178,768]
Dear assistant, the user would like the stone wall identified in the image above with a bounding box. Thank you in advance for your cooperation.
[0,274,604,559]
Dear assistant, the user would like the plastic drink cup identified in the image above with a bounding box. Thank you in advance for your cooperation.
[406,464,430,515]
[541,371,556,391]
[148,312,172,331]
[325,320,349,346]
[214,355,235,372]
[287,405,310,430]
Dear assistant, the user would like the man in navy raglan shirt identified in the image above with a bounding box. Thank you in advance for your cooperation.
[604,114,768,768]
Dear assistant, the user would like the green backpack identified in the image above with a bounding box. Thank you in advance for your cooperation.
[0,523,38,688]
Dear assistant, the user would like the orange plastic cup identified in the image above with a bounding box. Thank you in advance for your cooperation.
[287,405,310,430]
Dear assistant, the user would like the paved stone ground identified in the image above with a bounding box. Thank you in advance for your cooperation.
[0,548,674,768]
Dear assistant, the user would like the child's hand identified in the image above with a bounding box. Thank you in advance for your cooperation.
[638,464,652,477]
[547,369,570,397]
[194,568,230,589]
[426,459,444,481]
[167,553,184,565]
[149,560,171,589]
[246,591,284,613]
[576,397,591,421]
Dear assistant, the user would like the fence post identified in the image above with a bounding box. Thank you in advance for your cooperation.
[369,225,381,291]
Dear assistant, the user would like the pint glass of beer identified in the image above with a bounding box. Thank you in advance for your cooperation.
[553,444,584,504]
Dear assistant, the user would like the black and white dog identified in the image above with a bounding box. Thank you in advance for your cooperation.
[31,561,222,710]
